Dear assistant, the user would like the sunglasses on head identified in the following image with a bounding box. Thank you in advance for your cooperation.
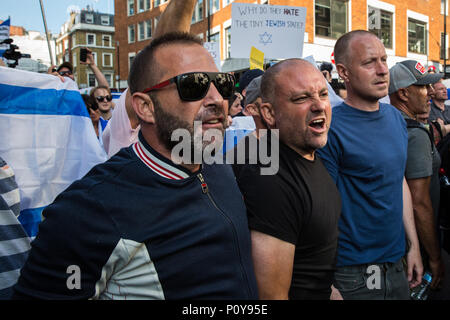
[142,72,236,101]
[59,70,72,76]
[96,95,112,102]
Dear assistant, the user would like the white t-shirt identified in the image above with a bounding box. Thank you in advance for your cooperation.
[102,88,140,158]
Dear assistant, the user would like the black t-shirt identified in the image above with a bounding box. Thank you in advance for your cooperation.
[232,135,341,299]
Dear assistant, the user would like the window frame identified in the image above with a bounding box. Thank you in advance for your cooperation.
[314,0,351,46]
[128,25,136,43]
[86,33,96,46]
[103,53,113,67]
[367,0,395,54]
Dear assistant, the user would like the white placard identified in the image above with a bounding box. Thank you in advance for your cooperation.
[231,3,306,59]
[203,41,221,71]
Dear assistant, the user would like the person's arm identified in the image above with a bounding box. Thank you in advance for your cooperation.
[80,48,109,88]
[153,0,198,38]
[251,231,295,299]
[402,177,424,289]
[407,177,445,289]
[436,118,450,136]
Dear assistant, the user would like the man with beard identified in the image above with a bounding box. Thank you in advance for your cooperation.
[388,60,445,290]
[12,32,258,300]
[233,59,342,300]
[317,30,423,300]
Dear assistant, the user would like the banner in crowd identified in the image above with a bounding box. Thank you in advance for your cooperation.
[0,67,107,238]
[203,41,221,71]
[0,18,11,59]
[231,3,306,59]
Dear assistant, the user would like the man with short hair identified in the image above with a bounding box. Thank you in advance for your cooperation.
[13,32,258,300]
[388,60,445,290]
[430,81,450,136]
[47,61,75,82]
[317,30,423,300]
[233,59,342,300]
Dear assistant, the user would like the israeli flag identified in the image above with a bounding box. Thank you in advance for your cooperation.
[0,67,107,238]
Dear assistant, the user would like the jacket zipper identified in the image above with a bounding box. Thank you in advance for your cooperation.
[196,173,253,297]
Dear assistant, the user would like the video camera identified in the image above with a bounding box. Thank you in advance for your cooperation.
[0,38,31,68]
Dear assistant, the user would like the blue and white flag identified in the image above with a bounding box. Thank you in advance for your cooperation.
[0,67,107,238]
[0,18,11,59]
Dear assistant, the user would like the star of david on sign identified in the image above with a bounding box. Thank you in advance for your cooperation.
[259,32,272,46]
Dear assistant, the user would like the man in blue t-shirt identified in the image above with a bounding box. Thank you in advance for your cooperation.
[317,30,423,300]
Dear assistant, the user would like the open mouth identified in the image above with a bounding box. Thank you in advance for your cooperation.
[308,118,327,134]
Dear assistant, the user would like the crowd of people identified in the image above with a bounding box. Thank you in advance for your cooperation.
[1,0,450,300]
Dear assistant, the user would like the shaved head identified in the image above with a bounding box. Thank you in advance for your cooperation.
[334,30,378,66]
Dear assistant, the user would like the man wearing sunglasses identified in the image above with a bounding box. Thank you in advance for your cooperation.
[13,32,258,300]
[47,61,75,82]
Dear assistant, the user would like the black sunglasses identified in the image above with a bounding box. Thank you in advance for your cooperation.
[59,70,72,76]
[142,72,235,101]
[96,95,112,102]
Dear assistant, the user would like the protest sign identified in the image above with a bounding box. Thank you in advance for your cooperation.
[249,46,264,70]
[231,3,306,59]
[204,41,221,71]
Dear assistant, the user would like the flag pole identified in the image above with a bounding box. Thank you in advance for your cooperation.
[39,0,54,66]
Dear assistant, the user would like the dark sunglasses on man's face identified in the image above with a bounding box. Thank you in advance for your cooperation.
[59,70,72,77]
[96,95,113,102]
[142,72,235,101]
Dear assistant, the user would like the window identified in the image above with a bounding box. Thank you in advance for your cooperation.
[210,32,220,43]
[101,15,110,25]
[103,34,112,47]
[315,0,348,39]
[105,74,113,88]
[129,52,136,72]
[138,0,145,13]
[103,53,113,67]
[223,0,234,7]
[442,0,448,15]
[192,0,203,23]
[128,0,135,16]
[85,13,94,23]
[91,52,97,65]
[128,25,136,43]
[87,33,96,45]
[64,39,69,50]
[146,0,151,10]
[225,27,231,59]
[88,73,96,87]
[145,19,152,39]
[138,21,145,41]
[209,0,220,14]
[72,34,76,47]
[408,19,427,54]
[368,6,393,49]
[155,0,167,7]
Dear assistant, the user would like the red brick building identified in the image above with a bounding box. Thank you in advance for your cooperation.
[114,0,450,88]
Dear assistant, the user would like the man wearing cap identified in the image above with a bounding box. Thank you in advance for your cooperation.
[317,30,423,300]
[389,60,445,290]
[235,69,265,117]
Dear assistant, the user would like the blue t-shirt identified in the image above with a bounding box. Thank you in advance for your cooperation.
[317,102,408,267]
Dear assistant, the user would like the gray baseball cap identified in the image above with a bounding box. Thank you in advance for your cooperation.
[389,60,443,95]
[244,75,263,107]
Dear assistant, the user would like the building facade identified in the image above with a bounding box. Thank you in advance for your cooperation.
[56,8,116,89]
[114,0,450,88]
